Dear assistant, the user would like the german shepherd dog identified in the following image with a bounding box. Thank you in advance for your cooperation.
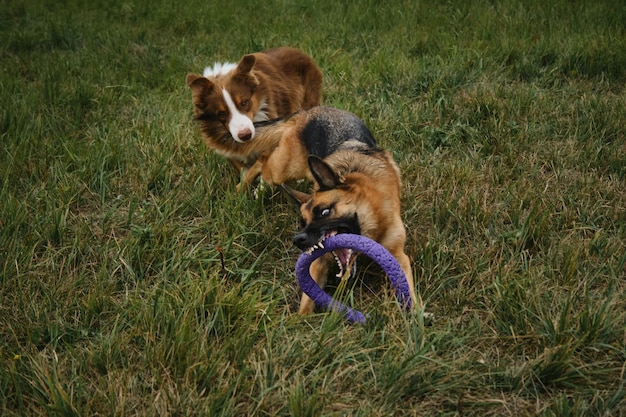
[279,115,417,314]
[186,47,322,178]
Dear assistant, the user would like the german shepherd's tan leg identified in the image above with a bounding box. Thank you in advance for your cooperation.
[382,221,417,308]
[392,250,417,308]
[259,130,310,186]
[298,254,332,314]
[237,125,309,192]
[237,151,270,191]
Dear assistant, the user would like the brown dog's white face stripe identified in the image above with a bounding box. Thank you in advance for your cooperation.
[220,86,255,142]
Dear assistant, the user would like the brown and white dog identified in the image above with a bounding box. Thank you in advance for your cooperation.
[186,47,322,175]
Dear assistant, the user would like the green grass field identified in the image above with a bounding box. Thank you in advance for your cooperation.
[2,0,626,415]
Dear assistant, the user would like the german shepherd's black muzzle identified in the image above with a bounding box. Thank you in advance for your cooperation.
[293,214,361,251]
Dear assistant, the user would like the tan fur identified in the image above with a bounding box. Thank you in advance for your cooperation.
[186,47,322,176]
[239,110,316,188]
[293,150,417,314]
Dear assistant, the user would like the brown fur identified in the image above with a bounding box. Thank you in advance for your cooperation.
[186,47,322,173]
[288,150,417,314]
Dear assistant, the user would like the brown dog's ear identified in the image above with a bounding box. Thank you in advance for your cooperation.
[308,155,341,190]
[186,74,215,110]
[186,74,214,96]
[280,184,310,206]
[235,54,259,90]
[186,73,201,86]
[237,54,256,74]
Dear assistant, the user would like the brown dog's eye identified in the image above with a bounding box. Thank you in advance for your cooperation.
[239,100,248,109]
[217,111,227,120]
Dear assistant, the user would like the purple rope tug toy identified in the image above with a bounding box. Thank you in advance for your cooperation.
[295,234,412,324]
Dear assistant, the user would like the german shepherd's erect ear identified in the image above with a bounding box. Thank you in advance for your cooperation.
[280,184,310,206]
[307,155,342,190]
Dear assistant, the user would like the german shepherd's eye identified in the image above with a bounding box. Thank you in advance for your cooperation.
[313,204,333,220]
[217,111,227,121]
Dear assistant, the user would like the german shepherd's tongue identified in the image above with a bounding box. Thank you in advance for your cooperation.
[334,248,357,278]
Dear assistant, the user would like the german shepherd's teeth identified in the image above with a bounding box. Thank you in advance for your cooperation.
[304,239,327,255]
[334,254,344,277]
